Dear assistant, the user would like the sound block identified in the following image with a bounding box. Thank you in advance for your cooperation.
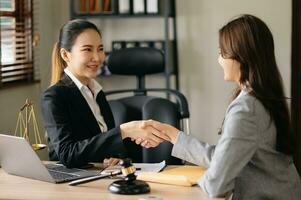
[108,180,150,194]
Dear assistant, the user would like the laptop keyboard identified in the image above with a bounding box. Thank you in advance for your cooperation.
[46,164,82,173]
[46,164,81,182]
[48,170,78,180]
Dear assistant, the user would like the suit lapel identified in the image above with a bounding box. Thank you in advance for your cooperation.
[96,91,115,130]
[61,74,102,135]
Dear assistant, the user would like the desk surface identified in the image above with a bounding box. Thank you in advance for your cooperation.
[0,166,224,200]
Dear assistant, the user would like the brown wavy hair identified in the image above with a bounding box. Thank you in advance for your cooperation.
[219,14,295,155]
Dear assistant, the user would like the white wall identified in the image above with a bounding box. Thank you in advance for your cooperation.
[0,0,291,159]
[176,0,292,144]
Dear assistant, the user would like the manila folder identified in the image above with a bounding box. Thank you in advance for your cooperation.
[137,165,206,187]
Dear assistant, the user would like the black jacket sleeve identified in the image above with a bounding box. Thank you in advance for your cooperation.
[41,85,127,168]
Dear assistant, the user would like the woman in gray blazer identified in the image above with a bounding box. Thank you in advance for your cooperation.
[143,14,301,199]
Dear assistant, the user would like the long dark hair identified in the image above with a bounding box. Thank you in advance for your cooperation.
[219,14,294,155]
[51,19,101,85]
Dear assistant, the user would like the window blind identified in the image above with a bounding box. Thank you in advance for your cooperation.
[0,0,34,86]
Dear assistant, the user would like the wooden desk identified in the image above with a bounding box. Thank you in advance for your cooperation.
[0,167,224,200]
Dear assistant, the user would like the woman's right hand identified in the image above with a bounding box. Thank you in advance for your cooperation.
[143,120,180,144]
[120,120,169,148]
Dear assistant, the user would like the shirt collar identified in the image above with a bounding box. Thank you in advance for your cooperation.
[64,68,102,95]
[89,78,102,96]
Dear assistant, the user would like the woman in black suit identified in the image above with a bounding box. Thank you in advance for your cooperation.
[41,19,167,168]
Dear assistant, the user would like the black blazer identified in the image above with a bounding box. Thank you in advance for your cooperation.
[41,74,127,167]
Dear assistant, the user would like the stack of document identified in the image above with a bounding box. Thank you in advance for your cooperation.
[137,165,206,187]
[100,160,166,176]
[133,160,166,175]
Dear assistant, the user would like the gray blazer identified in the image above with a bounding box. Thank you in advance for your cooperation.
[172,89,301,200]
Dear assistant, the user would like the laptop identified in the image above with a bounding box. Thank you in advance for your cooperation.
[0,134,98,183]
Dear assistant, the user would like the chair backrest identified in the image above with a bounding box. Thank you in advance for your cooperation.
[107,47,165,92]
[105,47,190,164]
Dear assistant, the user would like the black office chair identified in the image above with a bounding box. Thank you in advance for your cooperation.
[105,47,190,165]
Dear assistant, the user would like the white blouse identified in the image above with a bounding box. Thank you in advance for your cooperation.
[64,68,108,132]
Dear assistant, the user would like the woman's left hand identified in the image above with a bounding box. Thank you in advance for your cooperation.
[103,157,121,166]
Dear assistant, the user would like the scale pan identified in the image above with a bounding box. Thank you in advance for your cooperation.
[32,144,46,151]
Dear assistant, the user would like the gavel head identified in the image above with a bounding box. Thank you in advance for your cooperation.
[120,158,136,182]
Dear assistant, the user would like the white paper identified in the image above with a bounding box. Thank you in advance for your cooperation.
[133,0,145,14]
[100,160,166,176]
[146,0,158,14]
[118,0,130,14]
[133,160,166,175]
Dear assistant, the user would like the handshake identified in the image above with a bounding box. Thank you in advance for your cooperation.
[120,120,180,148]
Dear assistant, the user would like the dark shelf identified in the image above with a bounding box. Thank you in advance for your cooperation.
[69,0,179,90]
[70,0,175,20]
[71,13,173,19]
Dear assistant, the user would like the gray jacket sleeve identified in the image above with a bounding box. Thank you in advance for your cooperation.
[172,132,215,168]
[172,97,259,198]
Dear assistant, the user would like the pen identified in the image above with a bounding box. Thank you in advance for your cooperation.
[69,166,142,186]
[69,170,122,186]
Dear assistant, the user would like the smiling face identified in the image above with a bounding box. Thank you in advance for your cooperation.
[61,28,105,85]
[218,54,241,84]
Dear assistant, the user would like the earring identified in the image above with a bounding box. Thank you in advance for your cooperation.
[217,117,225,135]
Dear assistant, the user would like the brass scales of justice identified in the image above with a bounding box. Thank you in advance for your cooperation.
[14,99,46,151]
